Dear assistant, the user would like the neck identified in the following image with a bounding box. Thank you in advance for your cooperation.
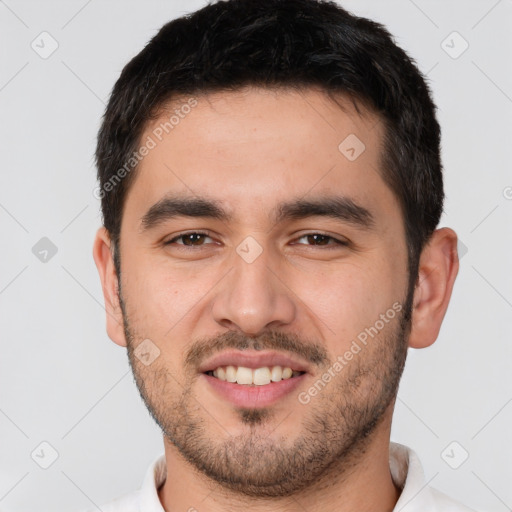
[157,423,401,512]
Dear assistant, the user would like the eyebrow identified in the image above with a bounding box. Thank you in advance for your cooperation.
[139,194,376,233]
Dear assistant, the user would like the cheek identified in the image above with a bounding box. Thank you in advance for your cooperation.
[300,261,403,340]
[121,256,216,333]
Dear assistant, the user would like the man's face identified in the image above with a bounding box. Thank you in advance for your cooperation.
[115,87,412,496]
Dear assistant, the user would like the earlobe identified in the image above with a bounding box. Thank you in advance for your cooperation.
[407,227,459,349]
[92,227,127,347]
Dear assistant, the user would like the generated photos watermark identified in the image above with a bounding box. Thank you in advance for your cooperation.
[93,97,198,200]
[298,301,403,405]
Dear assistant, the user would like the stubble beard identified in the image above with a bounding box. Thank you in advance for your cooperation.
[121,289,412,498]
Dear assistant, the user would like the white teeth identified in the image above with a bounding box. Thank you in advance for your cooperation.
[270,366,283,382]
[282,367,293,379]
[209,365,300,385]
[253,367,271,385]
[236,366,253,385]
[225,365,237,383]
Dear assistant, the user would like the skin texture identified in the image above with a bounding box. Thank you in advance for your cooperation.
[93,86,459,512]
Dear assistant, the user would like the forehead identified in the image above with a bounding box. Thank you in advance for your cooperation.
[122,86,399,232]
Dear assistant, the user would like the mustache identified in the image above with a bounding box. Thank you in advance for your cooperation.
[184,330,329,371]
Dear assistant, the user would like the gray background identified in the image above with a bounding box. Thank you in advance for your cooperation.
[0,0,511,511]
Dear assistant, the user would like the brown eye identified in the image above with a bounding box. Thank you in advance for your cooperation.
[165,232,213,247]
[293,233,348,248]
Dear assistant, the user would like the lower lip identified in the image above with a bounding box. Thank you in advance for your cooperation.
[201,373,307,408]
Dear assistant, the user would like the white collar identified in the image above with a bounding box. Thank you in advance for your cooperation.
[121,442,473,511]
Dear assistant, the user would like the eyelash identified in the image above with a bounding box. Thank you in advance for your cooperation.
[164,231,349,250]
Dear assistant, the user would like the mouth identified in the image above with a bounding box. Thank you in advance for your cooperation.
[204,365,306,386]
[198,350,311,408]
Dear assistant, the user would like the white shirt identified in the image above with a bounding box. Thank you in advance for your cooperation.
[85,443,476,512]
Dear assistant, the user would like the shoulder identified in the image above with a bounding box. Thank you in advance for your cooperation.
[430,487,480,512]
[76,490,141,512]
[75,453,166,512]
[389,443,479,512]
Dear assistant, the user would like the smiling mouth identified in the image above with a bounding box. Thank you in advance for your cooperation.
[205,365,305,386]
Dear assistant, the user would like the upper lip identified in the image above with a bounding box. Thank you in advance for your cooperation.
[198,350,312,374]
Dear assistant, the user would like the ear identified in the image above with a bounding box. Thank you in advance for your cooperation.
[408,227,459,349]
[92,227,127,347]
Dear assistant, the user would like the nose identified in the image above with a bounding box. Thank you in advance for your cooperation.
[211,241,297,337]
